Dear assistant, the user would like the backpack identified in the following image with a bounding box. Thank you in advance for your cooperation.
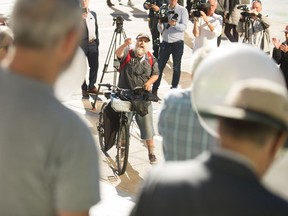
[118,49,154,72]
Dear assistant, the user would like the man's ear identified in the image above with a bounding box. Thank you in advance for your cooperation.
[270,132,287,157]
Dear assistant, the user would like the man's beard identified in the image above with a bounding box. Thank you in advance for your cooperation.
[134,46,147,56]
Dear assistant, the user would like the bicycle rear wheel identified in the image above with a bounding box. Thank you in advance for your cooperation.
[97,102,107,151]
[115,119,129,175]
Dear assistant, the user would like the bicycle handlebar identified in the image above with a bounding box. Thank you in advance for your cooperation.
[98,83,161,102]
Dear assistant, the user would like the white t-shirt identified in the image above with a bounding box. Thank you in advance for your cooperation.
[193,13,223,52]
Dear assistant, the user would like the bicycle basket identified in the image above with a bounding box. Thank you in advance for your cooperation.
[111,96,132,112]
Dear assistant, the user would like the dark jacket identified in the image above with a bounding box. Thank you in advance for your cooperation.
[272,42,288,88]
[130,152,288,216]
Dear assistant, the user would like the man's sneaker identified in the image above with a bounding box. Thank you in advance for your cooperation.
[149,154,157,164]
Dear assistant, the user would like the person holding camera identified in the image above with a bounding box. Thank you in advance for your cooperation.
[151,0,188,96]
[80,0,100,98]
[144,0,169,59]
[237,0,271,54]
[192,0,223,52]
[272,25,288,88]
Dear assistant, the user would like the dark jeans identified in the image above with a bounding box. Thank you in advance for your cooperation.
[149,16,160,59]
[153,40,184,90]
[224,23,239,42]
[81,42,99,90]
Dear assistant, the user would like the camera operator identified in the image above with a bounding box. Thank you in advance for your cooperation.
[151,0,188,95]
[144,0,169,59]
[237,0,271,54]
[192,0,223,52]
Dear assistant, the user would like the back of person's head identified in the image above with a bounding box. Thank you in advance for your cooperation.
[10,0,82,49]
[200,78,288,147]
[219,118,280,147]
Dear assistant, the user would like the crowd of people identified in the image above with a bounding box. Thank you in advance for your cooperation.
[1,0,288,215]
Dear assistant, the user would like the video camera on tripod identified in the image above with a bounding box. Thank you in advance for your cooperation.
[113,16,124,32]
[237,4,255,21]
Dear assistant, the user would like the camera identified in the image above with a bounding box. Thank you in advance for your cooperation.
[113,16,124,31]
[144,1,155,7]
[237,5,255,20]
[158,4,175,23]
[190,0,211,19]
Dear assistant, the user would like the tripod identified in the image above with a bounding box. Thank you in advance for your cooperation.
[91,17,127,110]
[242,18,252,44]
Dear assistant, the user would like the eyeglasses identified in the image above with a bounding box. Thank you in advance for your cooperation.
[137,38,149,43]
[252,0,262,3]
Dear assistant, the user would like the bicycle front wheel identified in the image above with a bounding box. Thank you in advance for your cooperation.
[97,102,107,152]
[115,120,129,175]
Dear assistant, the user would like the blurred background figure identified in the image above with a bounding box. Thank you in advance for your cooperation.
[224,0,241,42]
[237,0,271,54]
[152,0,189,96]
[0,25,13,61]
[215,0,228,46]
[272,25,288,88]
[143,0,169,59]
[0,0,100,215]
[158,47,218,161]
[80,0,100,98]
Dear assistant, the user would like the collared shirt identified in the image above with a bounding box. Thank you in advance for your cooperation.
[158,88,218,161]
[157,3,189,43]
[85,11,96,41]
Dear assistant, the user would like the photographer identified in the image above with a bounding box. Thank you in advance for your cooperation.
[144,0,169,59]
[192,0,223,52]
[151,0,188,95]
[237,0,271,54]
[272,25,288,88]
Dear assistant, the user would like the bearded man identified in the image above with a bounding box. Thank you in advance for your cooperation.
[115,33,159,163]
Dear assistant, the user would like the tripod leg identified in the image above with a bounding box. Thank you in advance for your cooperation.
[91,30,118,109]
[91,28,127,110]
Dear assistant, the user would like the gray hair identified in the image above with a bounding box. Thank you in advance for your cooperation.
[10,0,82,48]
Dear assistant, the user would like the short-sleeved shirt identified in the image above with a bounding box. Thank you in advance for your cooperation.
[0,69,100,215]
[118,48,159,90]
[158,88,218,161]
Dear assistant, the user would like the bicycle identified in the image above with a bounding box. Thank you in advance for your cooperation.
[97,83,160,175]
